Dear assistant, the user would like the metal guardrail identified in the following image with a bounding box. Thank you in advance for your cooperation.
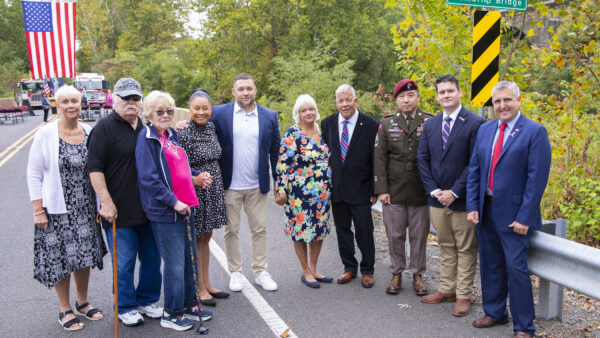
[371,203,600,320]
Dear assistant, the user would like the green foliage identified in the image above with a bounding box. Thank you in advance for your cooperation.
[261,46,355,132]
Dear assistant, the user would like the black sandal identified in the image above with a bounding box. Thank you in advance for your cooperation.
[58,310,84,331]
[74,301,103,320]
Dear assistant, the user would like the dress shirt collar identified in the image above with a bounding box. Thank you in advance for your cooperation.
[234,101,258,117]
[443,104,462,121]
[338,109,359,125]
[402,109,417,120]
[498,111,521,131]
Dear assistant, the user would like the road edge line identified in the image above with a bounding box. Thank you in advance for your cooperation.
[209,238,296,338]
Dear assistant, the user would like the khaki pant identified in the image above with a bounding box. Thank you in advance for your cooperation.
[382,204,429,275]
[430,206,477,299]
[223,188,267,276]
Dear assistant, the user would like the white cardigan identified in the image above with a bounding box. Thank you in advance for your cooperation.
[27,120,92,214]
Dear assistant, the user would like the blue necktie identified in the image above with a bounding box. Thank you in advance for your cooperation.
[340,120,349,163]
[442,116,452,150]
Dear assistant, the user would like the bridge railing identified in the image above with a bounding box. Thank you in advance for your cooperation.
[371,202,600,320]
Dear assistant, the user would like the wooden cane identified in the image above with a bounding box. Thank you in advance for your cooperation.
[112,218,118,338]
[96,214,118,337]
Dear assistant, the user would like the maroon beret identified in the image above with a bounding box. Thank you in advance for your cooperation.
[393,79,419,98]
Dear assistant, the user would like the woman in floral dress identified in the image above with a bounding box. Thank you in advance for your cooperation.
[275,94,332,288]
[27,85,107,331]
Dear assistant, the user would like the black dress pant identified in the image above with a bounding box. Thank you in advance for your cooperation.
[43,108,49,122]
[331,201,375,275]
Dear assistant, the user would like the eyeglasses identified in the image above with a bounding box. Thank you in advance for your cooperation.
[118,94,142,101]
[155,109,175,116]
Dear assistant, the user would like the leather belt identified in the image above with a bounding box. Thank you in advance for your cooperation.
[405,162,417,171]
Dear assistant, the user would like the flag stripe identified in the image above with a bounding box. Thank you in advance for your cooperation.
[25,33,35,78]
[51,3,62,77]
[55,2,66,77]
[71,3,76,76]
[64,2,73,77]
[33,33,43,79]
[41,33,50,78]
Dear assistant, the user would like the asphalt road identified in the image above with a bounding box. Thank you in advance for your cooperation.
[0,112,513,337]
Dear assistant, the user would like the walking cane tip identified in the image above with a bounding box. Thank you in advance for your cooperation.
[196,324,209,335]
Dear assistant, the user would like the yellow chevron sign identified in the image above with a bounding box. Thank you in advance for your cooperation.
[471,11,501,107]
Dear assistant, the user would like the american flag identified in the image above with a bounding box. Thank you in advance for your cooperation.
[22,1,77,79]
[43,79,50,95]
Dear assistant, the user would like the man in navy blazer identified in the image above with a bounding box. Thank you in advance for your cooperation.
[211,73,281,292]
[418,75,484,316]
[321,84,379,288]
[466,81,551,338]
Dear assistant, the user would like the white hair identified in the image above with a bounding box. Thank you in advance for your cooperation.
[492,81,520,98]
[292,94,320,124]
[335,84,356,99]
[142,90,175,121]
[54,85,81,104]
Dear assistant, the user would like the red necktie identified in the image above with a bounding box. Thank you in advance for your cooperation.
[488,123,508,193]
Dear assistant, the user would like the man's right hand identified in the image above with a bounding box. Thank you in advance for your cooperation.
[467,211,479,225]
[378,193,391,205]
[99,201,118,223]
[174,120,189,131]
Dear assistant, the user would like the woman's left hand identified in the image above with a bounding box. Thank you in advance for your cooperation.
[34,212,48,229]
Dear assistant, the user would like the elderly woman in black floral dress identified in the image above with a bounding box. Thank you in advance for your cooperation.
[179,89,229,307]
[27,85,107,331]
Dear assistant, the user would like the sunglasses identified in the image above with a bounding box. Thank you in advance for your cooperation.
[155,109,175,116]
[118,94,142,101]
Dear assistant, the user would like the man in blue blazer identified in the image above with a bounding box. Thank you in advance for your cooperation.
[418,75,484,316]
[211,73,281,292]
[466,81,551,338]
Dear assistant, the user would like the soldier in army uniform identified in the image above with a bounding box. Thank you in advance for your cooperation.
[374,79,432,296]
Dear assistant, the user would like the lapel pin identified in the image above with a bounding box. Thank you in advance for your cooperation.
[459,116,465,121]
[360,122,363,126]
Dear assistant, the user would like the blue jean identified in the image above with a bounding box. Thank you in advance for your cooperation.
[151,214,198,316]
[104,224,162,314]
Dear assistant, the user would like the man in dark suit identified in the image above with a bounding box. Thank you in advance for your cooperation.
[211,73,281,292]
[466,81,551,338]
[321,84,379,288]
[418,75,484,316]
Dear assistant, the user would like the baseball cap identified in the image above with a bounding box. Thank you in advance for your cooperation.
[114,78,143,98]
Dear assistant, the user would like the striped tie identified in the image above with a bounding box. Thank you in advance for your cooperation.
[340,120,349,163]
[442,116,452,149]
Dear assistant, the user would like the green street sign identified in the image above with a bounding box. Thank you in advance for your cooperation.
[446,0,528,11]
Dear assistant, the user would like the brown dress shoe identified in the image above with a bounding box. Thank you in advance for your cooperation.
[361,274,374,288]
[472,315,509,328]
[337,271,356,284]
[412,274,428,296]
[514,332,533,338]
[452,298,471,317]
[386,274,402,294]
[420,290,457,303]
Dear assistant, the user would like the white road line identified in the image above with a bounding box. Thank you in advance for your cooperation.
[209,239,296,338]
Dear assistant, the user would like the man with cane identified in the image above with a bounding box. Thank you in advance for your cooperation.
[87,78,163,327]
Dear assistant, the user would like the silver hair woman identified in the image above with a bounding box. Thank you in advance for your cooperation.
[27,84,107,331]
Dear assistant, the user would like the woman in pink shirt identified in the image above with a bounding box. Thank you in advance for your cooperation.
[135,90,211,332]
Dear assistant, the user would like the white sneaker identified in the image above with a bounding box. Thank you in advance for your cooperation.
[255,271,278,291]
[229,271,243,292]
[118,310,144,327]
[138,303,163,319]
